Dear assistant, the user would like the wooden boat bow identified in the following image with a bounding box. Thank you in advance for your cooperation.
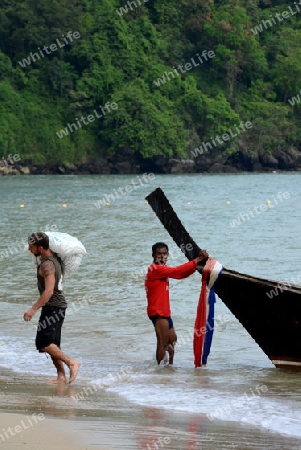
[146,187,301,369]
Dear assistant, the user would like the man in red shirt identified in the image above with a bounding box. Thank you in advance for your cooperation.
[145,242,208,365]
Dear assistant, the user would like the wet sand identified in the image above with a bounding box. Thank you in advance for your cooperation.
[1,371,301,450]
[0,412,98,450]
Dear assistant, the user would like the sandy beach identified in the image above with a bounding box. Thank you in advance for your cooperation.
[0,412,98,450]
[2,406,301,450]
[1,370,301,450]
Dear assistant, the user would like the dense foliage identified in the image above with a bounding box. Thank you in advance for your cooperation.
[0,0,301,164]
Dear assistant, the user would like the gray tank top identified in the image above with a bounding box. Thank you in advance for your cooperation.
[37,256,67,308]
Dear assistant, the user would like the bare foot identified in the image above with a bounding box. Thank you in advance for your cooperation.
[69,360,81,384]
[46,377,67,385]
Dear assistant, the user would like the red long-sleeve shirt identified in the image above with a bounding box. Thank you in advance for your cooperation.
[145,259,197,317]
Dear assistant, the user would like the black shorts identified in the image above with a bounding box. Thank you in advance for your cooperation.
[35,305,66,352]
[149,315,174,329]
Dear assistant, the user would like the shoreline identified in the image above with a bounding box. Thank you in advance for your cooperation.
[1,147,301,176]
[2,407,301,450]
[1,369,301,450]
[0,412,99,450]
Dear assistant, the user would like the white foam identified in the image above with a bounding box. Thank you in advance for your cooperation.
[108,380,301,438]
[0,336,54,376]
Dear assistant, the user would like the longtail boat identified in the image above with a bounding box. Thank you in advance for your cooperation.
[146,187,301,370]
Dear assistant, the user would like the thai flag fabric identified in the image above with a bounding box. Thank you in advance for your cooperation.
[193,257,223,368]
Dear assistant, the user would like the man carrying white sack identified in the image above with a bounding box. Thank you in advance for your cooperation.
[23,232,81,384]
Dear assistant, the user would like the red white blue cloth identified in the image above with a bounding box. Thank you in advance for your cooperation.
[193,257,223,368]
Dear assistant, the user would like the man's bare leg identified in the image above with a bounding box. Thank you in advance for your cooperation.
[168,327,177,365]
[42,343,81,384]
[46,356,67,384]
[154,318,169,364]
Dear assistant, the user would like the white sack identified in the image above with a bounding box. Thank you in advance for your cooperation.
[24,231,86,275]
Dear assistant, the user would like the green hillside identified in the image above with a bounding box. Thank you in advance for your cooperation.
[1,0,301,166]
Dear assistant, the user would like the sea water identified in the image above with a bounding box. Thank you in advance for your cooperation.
[0,172,301,446]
